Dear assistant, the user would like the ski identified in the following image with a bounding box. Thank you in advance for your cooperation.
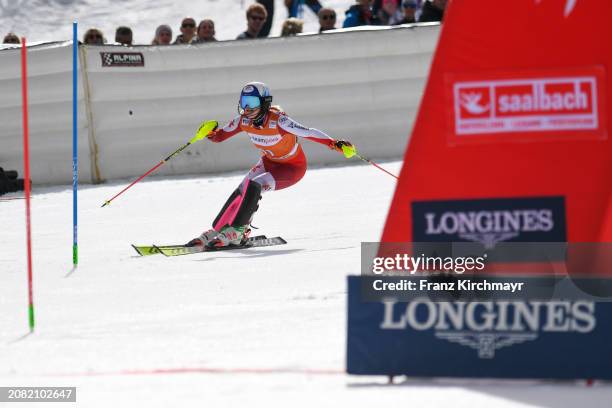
[132,235,284,257]
[155,236,286,257]
[132,244,166,256]
[132,237,266,257]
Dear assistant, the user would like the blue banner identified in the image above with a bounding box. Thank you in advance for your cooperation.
[411,197,567,249]
[347,276,612,379]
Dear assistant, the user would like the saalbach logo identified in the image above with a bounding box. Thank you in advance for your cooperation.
[453,74,599,135]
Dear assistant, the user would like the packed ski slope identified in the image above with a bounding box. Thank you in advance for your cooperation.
[0,0,354,44]
[2,162,611,407]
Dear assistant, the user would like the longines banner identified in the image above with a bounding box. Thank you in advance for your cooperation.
[411,196,567,248]
[370,0,612,379]
[346,276,612,379]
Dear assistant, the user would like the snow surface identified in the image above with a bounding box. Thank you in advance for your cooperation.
[1,0,354,45]
[2,161,611,407]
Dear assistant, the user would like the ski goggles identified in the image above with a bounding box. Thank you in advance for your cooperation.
[239,95,261,112]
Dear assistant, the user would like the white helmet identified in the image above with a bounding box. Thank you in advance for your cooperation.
[238,81,273,123]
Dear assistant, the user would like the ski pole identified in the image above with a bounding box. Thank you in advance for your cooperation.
[101,120,218,207]
[354,153,399,180]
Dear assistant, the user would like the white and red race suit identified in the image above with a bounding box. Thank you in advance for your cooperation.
[208,107,336,191]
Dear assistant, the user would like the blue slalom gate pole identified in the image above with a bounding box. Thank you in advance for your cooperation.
[72,20,78,268]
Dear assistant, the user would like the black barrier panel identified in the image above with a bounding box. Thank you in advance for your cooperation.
[347,276,612,379]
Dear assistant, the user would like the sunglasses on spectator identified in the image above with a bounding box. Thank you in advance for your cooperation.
[249,15,266,21]
[321,14,336,20]
[182,22,195,28]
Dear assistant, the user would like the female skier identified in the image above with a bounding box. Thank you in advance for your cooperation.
[187,81,356,248]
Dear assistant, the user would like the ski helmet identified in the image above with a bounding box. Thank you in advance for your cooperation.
[238,81,272,123]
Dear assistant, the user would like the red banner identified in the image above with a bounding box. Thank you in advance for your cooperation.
[382,0,612,246]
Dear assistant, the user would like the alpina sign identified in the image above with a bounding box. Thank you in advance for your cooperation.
[448,68,605,137]
[100,52,144,67]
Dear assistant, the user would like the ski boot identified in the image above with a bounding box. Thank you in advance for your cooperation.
[185,229,220,247]
[208,225,251,248]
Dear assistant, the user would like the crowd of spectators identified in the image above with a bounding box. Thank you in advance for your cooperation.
[2,0,446,46]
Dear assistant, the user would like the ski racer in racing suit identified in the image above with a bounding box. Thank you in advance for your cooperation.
[187,81,356,248]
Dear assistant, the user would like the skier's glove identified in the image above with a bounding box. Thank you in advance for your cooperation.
[333,140,356,159]
[206,128,220,139]
[195,120,219,141]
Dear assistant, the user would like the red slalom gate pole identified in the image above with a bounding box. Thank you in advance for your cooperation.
[21,37,35,333]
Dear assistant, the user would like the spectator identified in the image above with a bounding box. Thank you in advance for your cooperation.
[343,0,379,28]
[3,32,20,44]
[398,0,417,24]
[318,8,337,32]
[195,19,217,43]
[115,26,133,46]
[419,0,446,22]
[256,0,274,37]
[281,18,304,37]
[174,17,197,44]
[237,3,267,40]
[377,0,404,25]
[152,25,173,45]
[83,28,105,45]
[285,0,322,18]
